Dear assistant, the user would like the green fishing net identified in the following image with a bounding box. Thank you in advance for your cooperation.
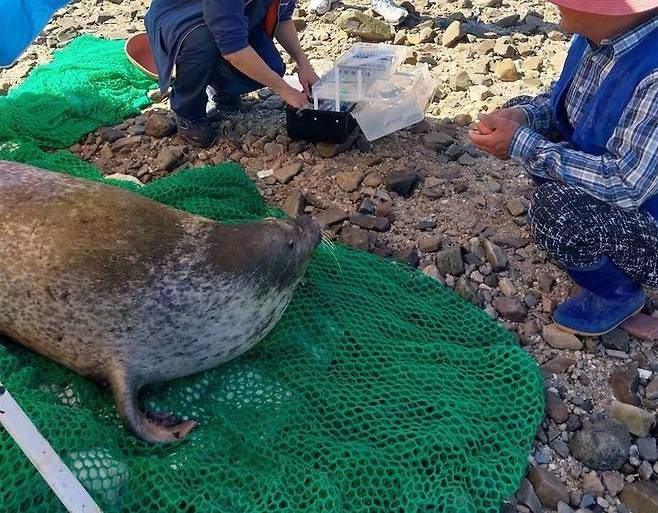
[0,36,544,513]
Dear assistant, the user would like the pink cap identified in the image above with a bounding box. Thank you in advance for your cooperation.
[549,0,658,15]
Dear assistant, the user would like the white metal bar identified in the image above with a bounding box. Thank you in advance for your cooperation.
[357,69,362,101]
[334,67,340,112]
[0,384,103,513]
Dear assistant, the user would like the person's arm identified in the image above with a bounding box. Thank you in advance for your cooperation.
[488,89,557,137]
[202,0,307,107]
[513,90,556,136]
[509,74,658,209]
[223,46,307,107]
[275,19,318,96]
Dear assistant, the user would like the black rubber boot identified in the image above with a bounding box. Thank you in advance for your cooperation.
[175,115,216,148]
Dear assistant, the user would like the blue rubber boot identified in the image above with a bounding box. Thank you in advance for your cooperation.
[553,257,646,336]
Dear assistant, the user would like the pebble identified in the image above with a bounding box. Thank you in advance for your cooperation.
[611,400,656,437]
[621,312,658,340]
[636,437,658,462]
[569,419,631,471]
[422,132,454,151]
[601,471,624,497]
[516,478,544,513]
[494,58,521,81]
[638,460,653,480]
[339,226,371,252]
[145,111,176,138]
[620,481,658,513]
[384,171,421,197]
[435,246,464,276]
[580,494,596,509]
[454,275,480,305]
[493,296,528,322]
[546,390,569,424]
[601,329,631,353]
[418,235,441,253]
[528,466,569,510]
[442,20,465,47]
[524,56,543,71]
[498,277,517,297]
[645,377,658,400]
[566,414,582,432]
[556,502,573,513]
[582,472,604,497]
[358,198,376,215]
[609,366,640,406]
[99,127,124,143]
[349,213,391,232]
[506,197,527,216]
[315,206,348,228]
[336,171,364,192]
[448,71,473,91]
[494,42,517,59]
[540,355,576,374]
[282,190,305,218]
[155,147,179,171]
[550,439,570,459]
[274,163,303,184]
[542,324,583,350]
[482,238,508,271]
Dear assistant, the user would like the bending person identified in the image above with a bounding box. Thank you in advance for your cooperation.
[145,0,318,147]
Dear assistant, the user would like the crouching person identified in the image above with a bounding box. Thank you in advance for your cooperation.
[469,0,658,336]
[145,0,318,147]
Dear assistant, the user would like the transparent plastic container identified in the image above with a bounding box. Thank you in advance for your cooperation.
[311,43,408,105]
[352,64,435,141]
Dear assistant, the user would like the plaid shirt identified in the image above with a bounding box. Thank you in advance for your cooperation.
[510,16,658,209]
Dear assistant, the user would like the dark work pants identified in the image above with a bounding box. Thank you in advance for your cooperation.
[527,181,658,287]
[171,25,286,121]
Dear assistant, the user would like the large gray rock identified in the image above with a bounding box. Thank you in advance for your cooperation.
[569,419,631,470]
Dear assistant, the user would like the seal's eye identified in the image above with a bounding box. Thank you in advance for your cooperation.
[288,240,295,249]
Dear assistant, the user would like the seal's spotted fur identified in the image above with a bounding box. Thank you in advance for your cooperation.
[0,161,320,442]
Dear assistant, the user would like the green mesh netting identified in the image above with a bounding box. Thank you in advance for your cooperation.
[0,35,545,513]
[0,35,154,148]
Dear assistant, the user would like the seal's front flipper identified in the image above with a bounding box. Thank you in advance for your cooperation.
[109,367,196,443]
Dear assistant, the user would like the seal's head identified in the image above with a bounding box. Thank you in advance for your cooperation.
[258,215,321,288]
[211,215,321,289]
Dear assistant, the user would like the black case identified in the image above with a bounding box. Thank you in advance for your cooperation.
[286,103,358,144]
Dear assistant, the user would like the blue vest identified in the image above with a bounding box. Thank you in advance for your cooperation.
[550,28,658,217]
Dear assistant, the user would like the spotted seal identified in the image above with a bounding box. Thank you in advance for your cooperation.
[0,161,320,443]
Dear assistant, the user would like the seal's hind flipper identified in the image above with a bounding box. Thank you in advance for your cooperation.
[109,366,196,443]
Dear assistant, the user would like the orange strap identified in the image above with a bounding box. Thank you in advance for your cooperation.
[263,0,281,38]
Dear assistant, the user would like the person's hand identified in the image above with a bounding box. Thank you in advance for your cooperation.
[297,61,319,97]
[279,85,309,108]
[468,114,521,160]
[485,107,528,126]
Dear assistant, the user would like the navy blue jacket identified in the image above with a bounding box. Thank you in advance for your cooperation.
[145,0,295,92]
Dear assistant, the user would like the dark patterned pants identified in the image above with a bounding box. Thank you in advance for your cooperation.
[527,182,658,288]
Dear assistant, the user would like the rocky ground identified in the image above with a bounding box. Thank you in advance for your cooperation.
[2,0,658,512]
